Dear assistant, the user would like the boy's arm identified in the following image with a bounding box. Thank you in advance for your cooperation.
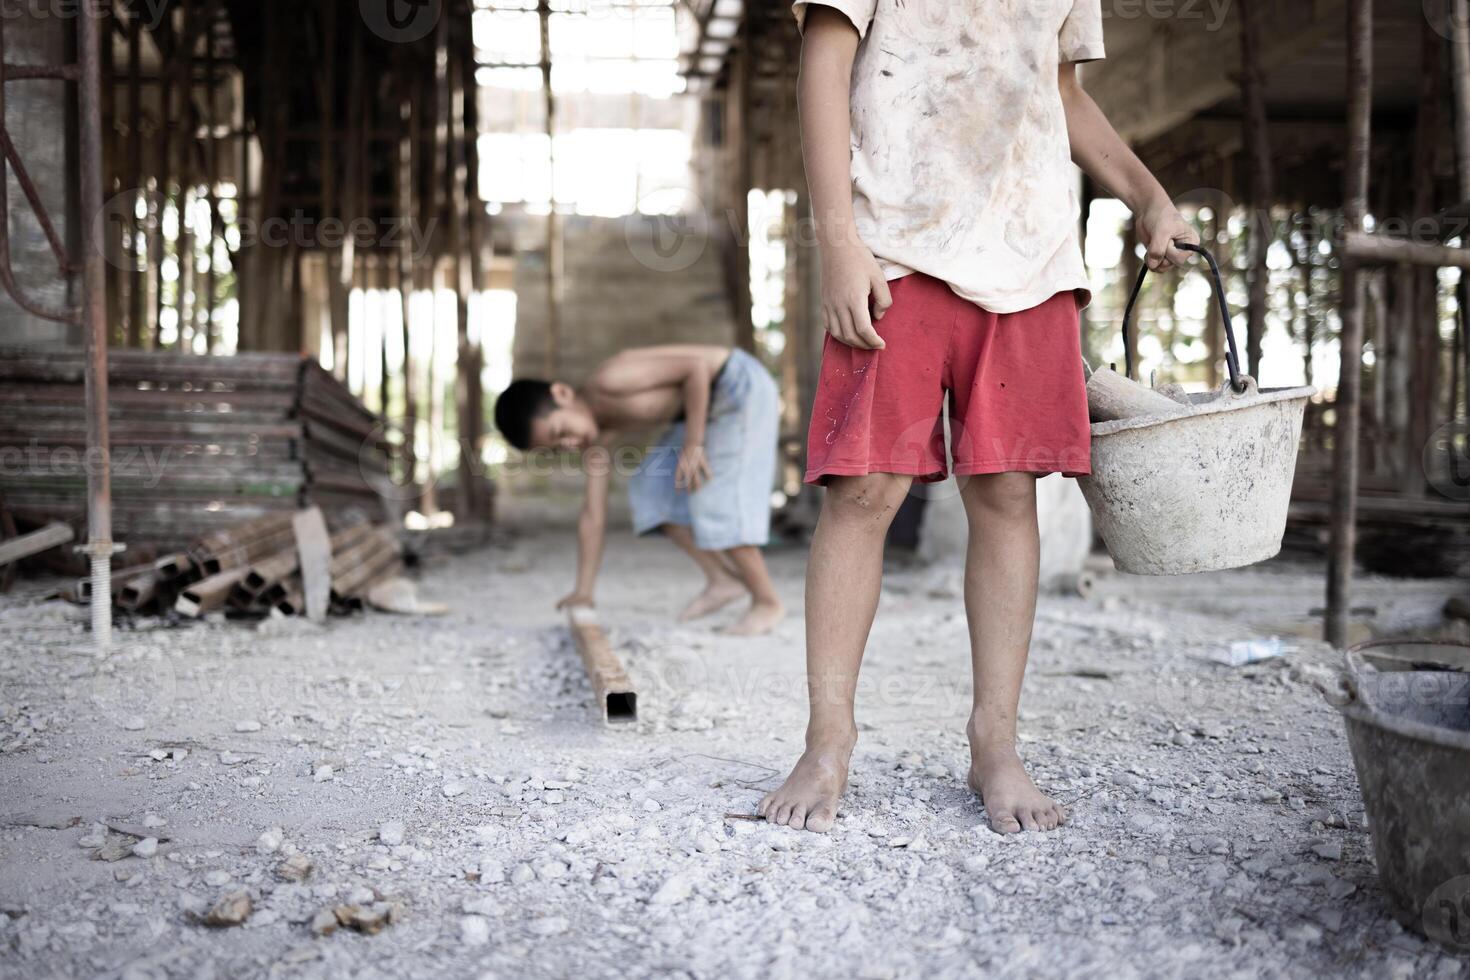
[1059,64,1200,271]
[799,7,889,351]
[674,361,713,493]
[557,442,612,610]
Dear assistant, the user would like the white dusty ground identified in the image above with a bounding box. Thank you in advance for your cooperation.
[2,518,1468,979]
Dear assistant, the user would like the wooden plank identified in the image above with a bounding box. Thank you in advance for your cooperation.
[292,506,331,622]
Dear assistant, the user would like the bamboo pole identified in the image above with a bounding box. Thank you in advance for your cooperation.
[1407,16,1444,495]
[1239,0,1273,378]
[1453,0,1470,202]
[1340,231,1470,269]
[150,6,174,348]
[1326,0,1374,649]
[126,2,144,348]
[566,608,638,723]
[450,42,476,518]
[538,0,562,377]
[398,87,419,486]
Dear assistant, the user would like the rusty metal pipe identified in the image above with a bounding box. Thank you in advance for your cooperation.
[79,0,117,651]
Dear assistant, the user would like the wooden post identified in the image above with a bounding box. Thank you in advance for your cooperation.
[537,0,562,377]
[1407,16,1444,495]
[126,2,144,348]
[398,87,420,486]
[203,2,219,351]
[1326,0,1374,649]
[1239,0,1274,379]
[731,14,756,354]
[150,6,175,349]
[101,1,120,344]
[174,0,199,353]
[450,41,477,518]
[1453,0,1470,203]
[319,1,345,373]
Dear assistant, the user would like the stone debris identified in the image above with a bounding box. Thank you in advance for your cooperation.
[276,854,314,882]
[0,533,1462,978]
[331,901,400,936]
[459,915,491,947]
[309,908,339,937]
[202,892,252,928]
[1310,840,1343,861]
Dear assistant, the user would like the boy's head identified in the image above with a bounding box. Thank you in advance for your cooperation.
[494,379,600,451]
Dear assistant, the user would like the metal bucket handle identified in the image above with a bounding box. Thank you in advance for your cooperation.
[1122,241,1247,393]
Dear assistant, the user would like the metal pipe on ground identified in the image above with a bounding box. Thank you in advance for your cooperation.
[566,608,637,724]
[0,522,73,566]
[331,544,401,601]
[117,569,165,613]
[175,568,249,618]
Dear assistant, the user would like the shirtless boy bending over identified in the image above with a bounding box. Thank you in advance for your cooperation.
[495,345,786,636]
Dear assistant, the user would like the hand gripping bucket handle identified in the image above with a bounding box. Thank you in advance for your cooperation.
[1121,241,1248,393]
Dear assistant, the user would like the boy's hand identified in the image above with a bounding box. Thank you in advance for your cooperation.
[675,444,712,492]
[1136,199,1200,272]
[556,590,595,611]
[821,243,890,350]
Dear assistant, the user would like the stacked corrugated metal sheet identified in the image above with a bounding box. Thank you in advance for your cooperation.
[0,347,389,559]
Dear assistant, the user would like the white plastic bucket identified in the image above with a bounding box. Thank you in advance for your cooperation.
[1080,381,1313,574]
[1079,243,1314,575]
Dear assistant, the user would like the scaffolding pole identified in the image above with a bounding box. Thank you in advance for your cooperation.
[1325,0,1374,648]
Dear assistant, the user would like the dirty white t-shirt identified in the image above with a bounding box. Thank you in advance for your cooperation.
[793,0,1106,314]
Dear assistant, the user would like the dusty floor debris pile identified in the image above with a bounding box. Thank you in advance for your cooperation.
[2,528,1468,977]
[0,348,390,562]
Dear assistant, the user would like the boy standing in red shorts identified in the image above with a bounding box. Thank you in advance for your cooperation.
[759,0,1199,833]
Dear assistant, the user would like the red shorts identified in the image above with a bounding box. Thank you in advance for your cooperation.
[805,274,1091,485]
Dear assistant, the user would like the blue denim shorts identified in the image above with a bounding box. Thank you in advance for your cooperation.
[628,349,778,551]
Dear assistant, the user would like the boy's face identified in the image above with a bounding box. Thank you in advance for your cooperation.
[528,382,600,451]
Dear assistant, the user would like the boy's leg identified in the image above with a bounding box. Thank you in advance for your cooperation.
[721,545,784,635]
[661,523,748,621]
[759,472,912,832]
[959,473,1066,834]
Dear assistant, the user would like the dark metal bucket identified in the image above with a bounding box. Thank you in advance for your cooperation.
[1334,639,1470,952]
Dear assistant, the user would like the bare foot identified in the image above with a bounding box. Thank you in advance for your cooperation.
[723,599,786,636]
[967,737,1067,835]
[678,577,747,622]
[758,734,854,832]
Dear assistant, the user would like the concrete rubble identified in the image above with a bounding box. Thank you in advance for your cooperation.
[1,526,1466,978]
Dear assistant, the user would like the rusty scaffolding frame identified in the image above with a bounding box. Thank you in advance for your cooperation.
[0,6,115,648]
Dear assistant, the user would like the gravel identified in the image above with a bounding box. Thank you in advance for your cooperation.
[0,525,1464,978]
